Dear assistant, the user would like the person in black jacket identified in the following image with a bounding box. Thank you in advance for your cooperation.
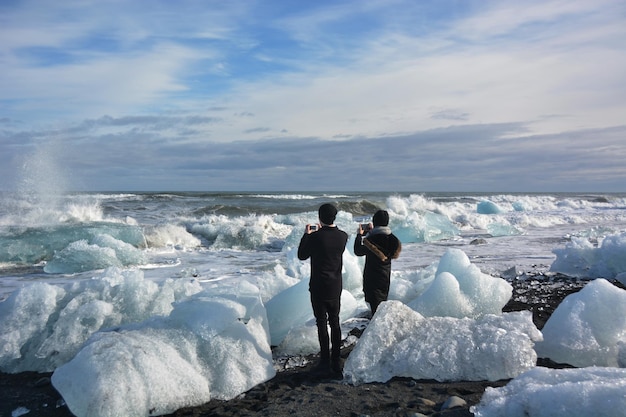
[298,203,348,375]
[354,210,401,315]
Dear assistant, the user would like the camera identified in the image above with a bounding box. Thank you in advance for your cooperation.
[309,224,319,231]
[360,223,371,232]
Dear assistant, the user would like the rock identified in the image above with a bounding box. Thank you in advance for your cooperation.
[34,377,51,387]
[405,379,417,387]
[470,238,488,245]
[415,397,436,407]
[441,395,467,410]
[394,410,428,417]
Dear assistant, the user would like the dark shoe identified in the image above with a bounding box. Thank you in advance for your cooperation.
[310,359,330,376]
[331,358,343,375]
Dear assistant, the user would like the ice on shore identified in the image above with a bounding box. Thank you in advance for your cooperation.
[43,235,147,273]
[271,247,510,354]
[7,242,626,417]
[265,277,359,347]
[535,278,626,367]
[408,248,512,319]
[343,301,542,385]
[477,200,503,214]
[0,268,203,373]
[471,366,626,417]
[550,231,626,278]
[51,281,275,417]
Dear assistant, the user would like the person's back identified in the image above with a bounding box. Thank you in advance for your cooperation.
[354,210,401,314]
[360,231,400,278]
[298,224,347,300]
[297,203,348,375]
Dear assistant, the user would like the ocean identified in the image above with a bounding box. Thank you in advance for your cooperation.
[2,191,626,302]
[3,190,626,415]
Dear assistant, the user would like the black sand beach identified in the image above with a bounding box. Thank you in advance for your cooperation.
[0,276,604,417]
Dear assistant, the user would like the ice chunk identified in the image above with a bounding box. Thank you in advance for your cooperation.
[275,323,320,356]
[0,282,66,371]
[250,263,299,304]
[52,283,275,417]
[265,278,312,346]
[388,264,437,304]
[535,278,626,367]
[52,329,211,417]
[343,301,541,384]
[394,210,459,243]
[409,271,473,317]
[0,268,203,372]
[408,249,512,318]
[11,407,30,417]
[550,232,626,278]
[487,222,522,236]
[477,200,503,214]
[43,239,122,273]
[44,234,146,273]
[266,277,358,347]
[471,367,626,417]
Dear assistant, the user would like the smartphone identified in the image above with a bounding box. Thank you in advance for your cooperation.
[361,223,371,232]
[309,224,319,231]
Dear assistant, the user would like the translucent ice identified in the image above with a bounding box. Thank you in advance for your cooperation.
[472,367,626,417]
[265,277,359,348]
[343,301,541,384]
[535,278,626,367]
[44,234,146,273]
[550,232,626,278]
[477,200,503,214]
[52,282,275,417]
[408,248,512,318]
[0,268,203,372]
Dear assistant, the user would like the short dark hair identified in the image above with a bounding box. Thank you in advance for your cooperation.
[319,203,338,225]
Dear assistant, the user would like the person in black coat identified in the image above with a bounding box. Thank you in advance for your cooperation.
[354,210,401,315]
[298,203,348,374]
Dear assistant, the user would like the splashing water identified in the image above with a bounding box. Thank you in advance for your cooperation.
[13,141,74,225]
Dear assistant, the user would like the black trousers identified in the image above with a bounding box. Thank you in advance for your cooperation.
[310,296,341,361]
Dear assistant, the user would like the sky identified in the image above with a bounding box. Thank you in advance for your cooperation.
[1,0,625,192]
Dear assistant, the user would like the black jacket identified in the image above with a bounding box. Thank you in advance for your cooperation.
[298,226,348,301]
[354,229,401,302]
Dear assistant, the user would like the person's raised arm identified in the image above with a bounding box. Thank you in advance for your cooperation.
[298,224,315,260]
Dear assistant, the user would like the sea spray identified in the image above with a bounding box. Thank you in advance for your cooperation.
[16,141,72,224]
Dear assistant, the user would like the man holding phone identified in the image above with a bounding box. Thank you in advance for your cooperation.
[297,203,348,375]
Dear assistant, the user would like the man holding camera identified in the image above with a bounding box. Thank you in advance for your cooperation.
[354,210,402,315]
[297,203,348,375]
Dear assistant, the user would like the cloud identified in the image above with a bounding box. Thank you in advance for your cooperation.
[430,109,470,121]
[2,118,624,192]
[0,0,625,191]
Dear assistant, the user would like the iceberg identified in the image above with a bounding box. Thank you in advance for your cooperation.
[51,281,276,417]
[477,200,503,214]
[0,268,203,372]
[408,248,512,318]
[535,278,626,367]
[550,232,626,278]
[265,277,359,348]
[472,366,626,417]
[343,301,541,384]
